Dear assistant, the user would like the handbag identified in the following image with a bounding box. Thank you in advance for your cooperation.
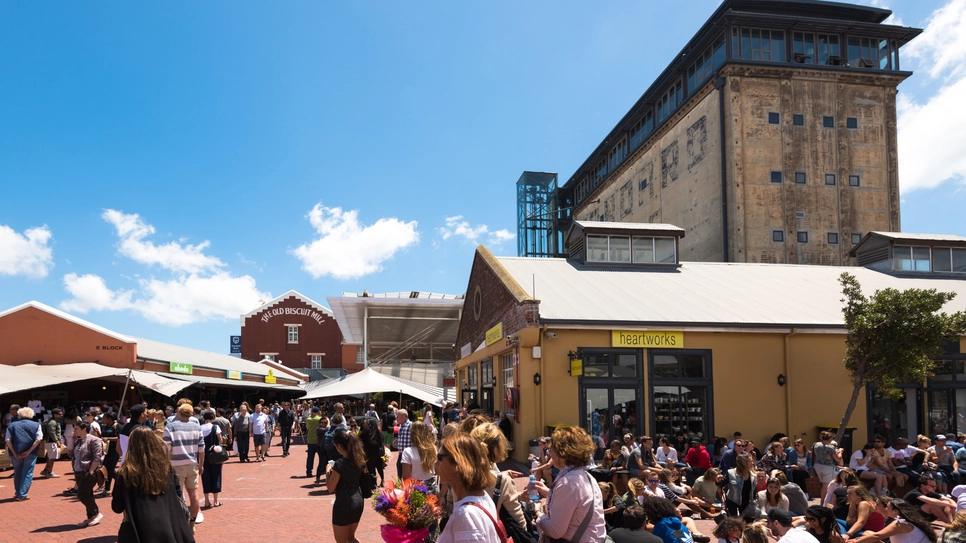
[546,472,597,543]
[206,428,229,465]
[95,465,108,487]
[466,502,508,543]
[493,473,536,543]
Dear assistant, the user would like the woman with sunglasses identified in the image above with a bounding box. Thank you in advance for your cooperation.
[847,498,936,543]
[435,433,502,543]
[799,505,846,543]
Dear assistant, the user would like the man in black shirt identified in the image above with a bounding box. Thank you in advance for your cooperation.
[275,402,296,457]
[608,505,664,543]
[903,474,955,523]
[118,404,147,463]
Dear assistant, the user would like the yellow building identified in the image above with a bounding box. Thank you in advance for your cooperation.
[456,224,966,460]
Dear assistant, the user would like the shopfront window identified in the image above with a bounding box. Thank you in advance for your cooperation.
[649,350,713,442]
[579,348,644,457]
[481,358,495,415]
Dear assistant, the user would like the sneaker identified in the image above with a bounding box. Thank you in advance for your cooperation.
[40,470,49,477]
[63,488,78,496]
[195,511,204,524]
[94,485,104,493]
[87,513,104,526]
[47,472,60,478]
[77,518,90,527]
[101,489,112,496]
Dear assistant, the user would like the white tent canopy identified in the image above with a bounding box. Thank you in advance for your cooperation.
[300,367,446,405]
[0,363,194,397]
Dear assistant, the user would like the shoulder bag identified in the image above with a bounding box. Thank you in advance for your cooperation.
[206,427,229,465]
[466,502,509,543]
[546,471,597,543]
[492,473,536,543]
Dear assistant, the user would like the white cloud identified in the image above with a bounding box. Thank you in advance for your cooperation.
[60,212,270,326]
[0,224,54,278]
[292,203,420,280]
[438,216,516,245]
[102,209,225,274]
[897,0,966,192]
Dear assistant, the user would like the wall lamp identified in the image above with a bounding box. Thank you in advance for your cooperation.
[533,372,542,386]
[777,374,786,387]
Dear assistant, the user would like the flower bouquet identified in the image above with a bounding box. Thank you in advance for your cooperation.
[372,478,442,543]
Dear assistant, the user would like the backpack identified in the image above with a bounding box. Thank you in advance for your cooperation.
[323,426,338,453]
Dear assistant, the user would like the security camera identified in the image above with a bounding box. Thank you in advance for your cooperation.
[545,332,557,340]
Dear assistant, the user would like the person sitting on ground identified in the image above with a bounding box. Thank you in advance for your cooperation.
[661,468,715,519]
[607,504,664,543]
[759,442,788,474]
[713,516,745,543]
[741,522,770,543]
[624,477,647,506]
[840,485,885,539]
[931,435,959,493]
[903,473,955,524]
[848,498,937,543]
[797,505,845,543]
[771,471,809,516]
[600,481,627,531]
[639,494,711,543]
[827,469,860,520]
[757,477,790,516]
[657,437,680,467]
[765,509,819,543]
[693,467,722,508]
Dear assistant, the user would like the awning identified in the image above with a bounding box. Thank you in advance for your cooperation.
[0,363,125,395]
[0,364,197,398]
[169,374,306,393]
[300,367,447,404]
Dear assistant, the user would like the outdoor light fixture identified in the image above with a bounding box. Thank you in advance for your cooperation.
[567,350,579,361]
[533,372,542,386]
[777,374,786,386]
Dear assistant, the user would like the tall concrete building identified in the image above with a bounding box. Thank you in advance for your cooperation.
[519,0,921,265]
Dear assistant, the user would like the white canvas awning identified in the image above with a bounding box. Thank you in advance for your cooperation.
[0,364,195,397]
[300,367,447,405]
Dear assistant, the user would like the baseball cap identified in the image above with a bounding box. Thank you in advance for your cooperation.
[936,434,948,441]
[767,509,793,526]
[311,406,321,413]
[952,485,966,499]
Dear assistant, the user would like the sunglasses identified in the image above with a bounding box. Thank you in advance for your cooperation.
[436,451,451,462]
[804,517,817,522]
[648,479,660,483]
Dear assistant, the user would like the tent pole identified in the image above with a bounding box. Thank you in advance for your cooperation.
[118,369,133,414]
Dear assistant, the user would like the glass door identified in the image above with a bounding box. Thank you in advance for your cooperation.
[926,389,954,437]
[649,350,713,441]
[480,387,494,416]
[582,386,642,457]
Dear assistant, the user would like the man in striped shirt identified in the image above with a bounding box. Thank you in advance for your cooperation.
[163,403,205,525]
[395,409,411,478]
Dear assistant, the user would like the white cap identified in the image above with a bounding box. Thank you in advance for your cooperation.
[952,485,966,498]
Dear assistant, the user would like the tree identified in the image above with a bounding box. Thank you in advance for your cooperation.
[835,272,966,445]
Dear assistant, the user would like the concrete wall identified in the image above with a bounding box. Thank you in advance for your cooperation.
[0,306,136,368]
[575,88,726,263]
[725,67,904,266]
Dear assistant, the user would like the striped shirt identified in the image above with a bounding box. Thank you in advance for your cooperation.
[163,418,204,466]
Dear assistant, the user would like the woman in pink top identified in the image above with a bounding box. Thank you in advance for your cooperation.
[530,427,606,543]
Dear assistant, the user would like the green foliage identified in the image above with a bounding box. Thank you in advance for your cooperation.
[835,272,966,442]
[840,272,966,397]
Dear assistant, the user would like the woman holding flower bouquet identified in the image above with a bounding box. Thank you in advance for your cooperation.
[326,429,367,543]
[436,432,504,543]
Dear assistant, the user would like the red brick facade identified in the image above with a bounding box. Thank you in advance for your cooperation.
[0,306,137,368]
[455,248,540,354]
[241,294,343,369]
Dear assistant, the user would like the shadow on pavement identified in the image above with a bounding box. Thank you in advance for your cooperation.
[31,523,85,533]
[77,537,118,543]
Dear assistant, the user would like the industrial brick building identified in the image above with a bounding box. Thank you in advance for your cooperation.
[240,291,344,372]
[517,0,922,266]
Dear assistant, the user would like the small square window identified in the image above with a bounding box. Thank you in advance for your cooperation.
[795,172,806,184]
[768,112,780,124]
[797,231,809,243]
[847,117,858,129]
[640,179,648,190]
[849,175,860,187]
[771,171,783,184]
[828,232,839,245]
[852,233,863,245]
[823,116,835,128]
[772,230,785,242]
[793,114,804,126]
[825,173,837,186]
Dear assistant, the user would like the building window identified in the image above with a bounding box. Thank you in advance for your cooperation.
[631,236,676,264]
[589,235,675,264]
[852,233,863,245]
[650,350,713,441]
[793,114,804,126]
[501,353,515,416]
[825,173,837,186]
[772,230,785,242]
[468,364,478,388]
[933,248,966,273]
[630,111,654,151]
[768,112,780,124]
[732,27,786,62]
[287,326,299,344]
[311,355,322,369]
[823,116,835,128]
[261,354,276,362]
[848,36,891,69]
[639,179,648,191]
[609,138,629,172]
[847,117,858,129]
[797,231,809,243]
[818,33,842,65]
[894,245,931,271]
[657,79,684,125]
[795,172,807,184]
[686,34,726,93]
[771,171,783,184]
[849,175,861,187]
[356,348,365,365]
[828,232,840,245]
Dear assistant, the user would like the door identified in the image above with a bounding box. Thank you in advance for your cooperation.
[582,386,642,456]
[481,387,494,415]
[925,388,954,437]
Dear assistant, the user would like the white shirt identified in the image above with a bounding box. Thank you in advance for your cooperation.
[400,446,435,481]
[849,450,870,471]
[438,494,501,543]
[778,526,820,543]
[644,486,666,498]
[657,447,679,463]
[251,412,268,435]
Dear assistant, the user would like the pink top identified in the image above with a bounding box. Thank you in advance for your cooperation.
[536,466,606,543]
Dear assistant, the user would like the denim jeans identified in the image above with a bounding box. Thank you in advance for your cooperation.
[11,453,38,499]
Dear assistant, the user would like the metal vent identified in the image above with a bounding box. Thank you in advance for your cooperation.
[569,238,585,260]
[795,211,806,219]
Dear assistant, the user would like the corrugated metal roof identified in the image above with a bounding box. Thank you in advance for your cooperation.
[134,337,276,377]
[869,232,966,243]
[573,221,686,233]
[494,257,966,327]
[327,295,464,345]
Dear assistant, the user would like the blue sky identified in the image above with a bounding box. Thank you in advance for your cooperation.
[2,0,964,354]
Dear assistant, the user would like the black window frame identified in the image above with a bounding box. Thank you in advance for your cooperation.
[797,231,809,243]
[823,116,835,128]
[772,229,785,242]
[793,114,804,126]
[852,233,863,245]
[849,175,860,187]
[648,349,715,440]
[828,232,840,245]
[771,171,783,184]
[795,172,807,184]
[825,173,837,186]
[768,112,780,125]
[847,117,858,129]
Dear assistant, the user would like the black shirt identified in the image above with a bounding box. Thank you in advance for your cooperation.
[903,489,942,521]
[381,412,394,432]
[608,528,665,543]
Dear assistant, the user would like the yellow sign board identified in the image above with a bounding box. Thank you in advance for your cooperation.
[612,330,684,348]
[570,358,583,376]
[485,322,504,347]
[265,368,276,384]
